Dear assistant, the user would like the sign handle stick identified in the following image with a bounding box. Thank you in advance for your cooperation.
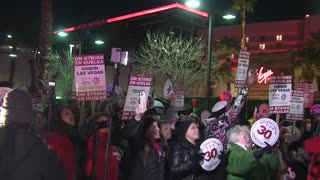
[293,120,296,136]
[91,101,96,116]
[78,101,86,131]
[276,113,280,124]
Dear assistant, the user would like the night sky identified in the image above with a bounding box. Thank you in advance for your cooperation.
[0,0,319,46]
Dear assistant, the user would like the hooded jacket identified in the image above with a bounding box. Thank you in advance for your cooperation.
[0,126,67,180]
[86,132,120,180]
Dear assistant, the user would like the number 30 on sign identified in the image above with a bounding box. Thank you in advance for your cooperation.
[250,118,280,148]
[200,138,223,171]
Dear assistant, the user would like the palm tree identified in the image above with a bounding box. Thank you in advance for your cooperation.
[212,37,240,90]
[232,0,256,50]
[307,29,320,53]
[38,0,52,92]
[295,30,320,83]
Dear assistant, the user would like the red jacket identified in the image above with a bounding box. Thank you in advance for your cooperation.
[86,132,120,180]
[43,132,75,180]
[304,136,320,180]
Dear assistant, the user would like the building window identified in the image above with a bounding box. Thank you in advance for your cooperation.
[259,44,265,50]
[245,37,249,43]
[276,35,283,41]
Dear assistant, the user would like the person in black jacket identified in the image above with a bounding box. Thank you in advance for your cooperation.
[0,89,67,180]
[129,117,167,180]
[169,116,205,180]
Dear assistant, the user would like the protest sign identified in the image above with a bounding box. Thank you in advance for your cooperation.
[297,83,315,108]
[250,118,280,148]
[123,75,152,120]
[200,138,223,171]
[74,54,107,101]
[164,79,174,99]
[286,91,304,121]
[269,75,292,114]
[235,50,250,88]
[174,90,184,111]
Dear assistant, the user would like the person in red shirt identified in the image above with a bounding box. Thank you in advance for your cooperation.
[43,132,75,180]
[86,113,121,180]
[304,136,320,180]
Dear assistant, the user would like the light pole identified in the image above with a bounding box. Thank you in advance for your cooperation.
[185,0,235,109]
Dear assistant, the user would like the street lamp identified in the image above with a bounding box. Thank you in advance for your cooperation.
[9,53,17,58]
[57,31,68,37]
[185,0,200,8]
[185,0,235,109]
[94,40,104,45]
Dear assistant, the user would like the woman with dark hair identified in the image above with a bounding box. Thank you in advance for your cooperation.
[85,113,121,180]
[44,105,85,180]
[129,117,167,180]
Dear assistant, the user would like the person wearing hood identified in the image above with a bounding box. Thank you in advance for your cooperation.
[86,113,121,180]
[0,89,67,180]
[169,116,206,180]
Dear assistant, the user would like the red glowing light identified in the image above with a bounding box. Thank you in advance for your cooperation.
[53,27,75,34]
[53,3,208,34]
[108,3,208,23]
[257,67,273,84]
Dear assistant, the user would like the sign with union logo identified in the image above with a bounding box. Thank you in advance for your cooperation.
[269,75,292,114]
[250,118,280,148]
[235,50,250,88]
[200,138,223,171]
[74,54,107,101]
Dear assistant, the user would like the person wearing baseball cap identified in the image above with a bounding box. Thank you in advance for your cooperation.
[0,89,67,180]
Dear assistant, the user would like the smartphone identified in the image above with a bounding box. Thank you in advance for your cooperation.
[248,69,257,76]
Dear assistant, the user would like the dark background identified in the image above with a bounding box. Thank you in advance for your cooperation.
[0,0,319,46]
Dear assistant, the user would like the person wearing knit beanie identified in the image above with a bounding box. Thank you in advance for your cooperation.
[141,117,157,137]
[175,116,194,137]
[0,88,32,125]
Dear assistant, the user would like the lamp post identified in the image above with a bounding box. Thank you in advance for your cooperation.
[185,0,235,109]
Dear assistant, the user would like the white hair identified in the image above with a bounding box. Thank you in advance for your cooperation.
[228,125,250,143]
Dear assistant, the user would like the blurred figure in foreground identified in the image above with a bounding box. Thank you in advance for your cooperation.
[0,89,67,180]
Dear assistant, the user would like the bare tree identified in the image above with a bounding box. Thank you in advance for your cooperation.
[131,31,221,96]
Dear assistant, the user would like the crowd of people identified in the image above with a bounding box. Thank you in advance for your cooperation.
[0,73,320,180]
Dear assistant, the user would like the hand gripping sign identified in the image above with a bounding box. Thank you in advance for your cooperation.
[250,118,280,148]
[200,138,223,171]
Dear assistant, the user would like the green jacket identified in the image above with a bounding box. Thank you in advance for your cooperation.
[226,144,280,180]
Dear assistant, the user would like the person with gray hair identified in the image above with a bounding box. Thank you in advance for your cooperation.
[0,89,67,180]
[226,125,280,180]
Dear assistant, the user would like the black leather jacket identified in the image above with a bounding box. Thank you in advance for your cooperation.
[169,138,202,180]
